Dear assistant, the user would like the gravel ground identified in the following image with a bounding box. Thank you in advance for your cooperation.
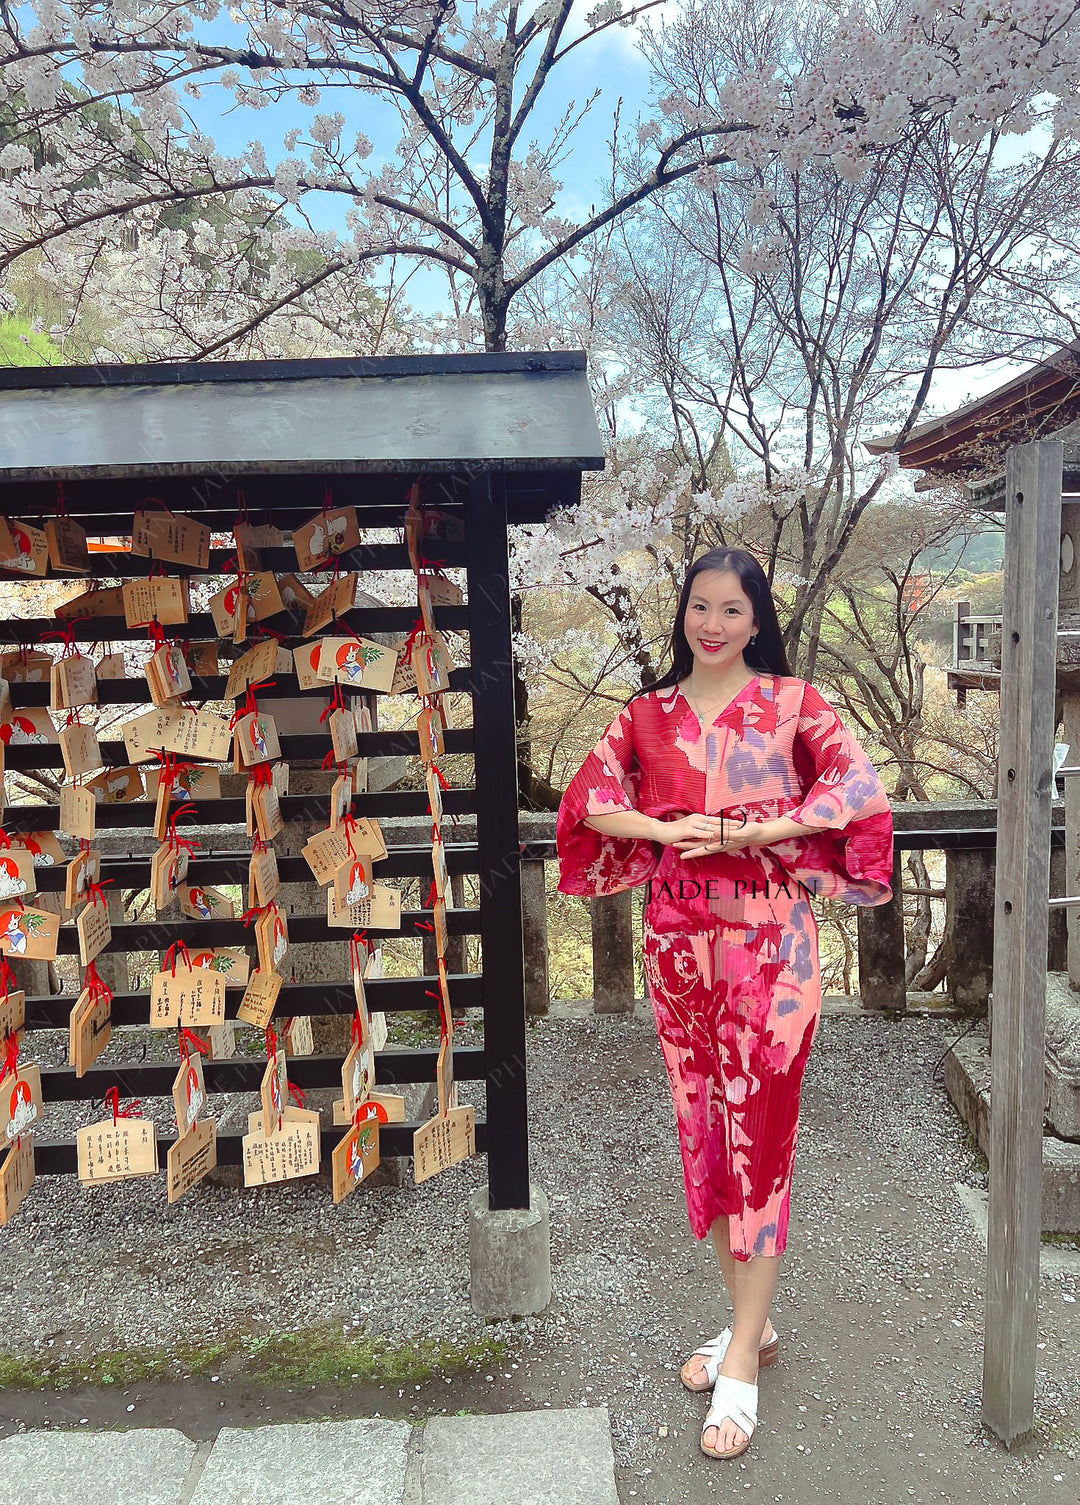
[2,1005,1079,1505]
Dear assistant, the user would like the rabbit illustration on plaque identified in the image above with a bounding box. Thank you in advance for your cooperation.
[0,910,27,954]
[6,526,36,572]
[249,717,270,761]
[0,857,28,902]
[188,887,214,921]
[309,512,349,559]
[183,1065,204,1130]
[6,1078,37,1140]
[344,861,370,906]
[1,714,49,745]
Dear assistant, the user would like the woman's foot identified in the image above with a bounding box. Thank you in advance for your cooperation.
[681,1318,776,1390]
[701,1347,760,1455]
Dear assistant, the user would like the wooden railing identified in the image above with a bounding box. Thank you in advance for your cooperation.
[517,800,1068,1016]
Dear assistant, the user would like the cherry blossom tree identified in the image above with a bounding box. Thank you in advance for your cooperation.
[2,0,1080,357]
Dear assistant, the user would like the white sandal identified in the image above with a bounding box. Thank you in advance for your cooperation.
[700,1373,758,1460]
[680,1325,779,1392]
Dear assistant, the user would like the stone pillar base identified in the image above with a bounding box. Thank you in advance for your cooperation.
[469,1181,551,1318]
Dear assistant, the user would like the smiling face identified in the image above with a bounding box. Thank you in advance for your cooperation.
[682,568,758,673]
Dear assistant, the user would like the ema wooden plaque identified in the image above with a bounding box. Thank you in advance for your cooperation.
[166,1116,217,1204]
[292,506,359,571]
[76,1117,159,1184]
[59,722,103,780]
[283,1015,313,1056]
[145,511,211,570]
[0,1065,42,1143]
[122,577,188,629]
[45,517,91,574]
[235,711,280,766]
[225,640,277,701]
[0,1137,34,1225]
[236,968,283,1030]
[53,652,98,709]
[0,906,59,961]
[0,988,25,1047]
[242,1106,320,1186]
[172,1053,208,1137]
[149,965,226,1028]
[315,637,397,693]
[64,842,102,908]
[413,1105,477,1185]
[0,521,48,576]
[76,896,111,966]
[0,848,35,905]
[255,907,289,976]
[332,1118,380,1204]
[68,985,112,1077]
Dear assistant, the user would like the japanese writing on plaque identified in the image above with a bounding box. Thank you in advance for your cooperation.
[0,1138,34,1224]
[242,1108,321,1186]
[76,1120,158,1183]
[166,1118,217,1204]
[149,968,227,1028]
[413,1105,476,1186]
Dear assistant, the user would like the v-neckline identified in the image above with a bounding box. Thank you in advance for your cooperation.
[676,674,762,730]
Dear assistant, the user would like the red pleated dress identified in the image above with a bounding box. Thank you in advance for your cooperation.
[556,674,894,1260]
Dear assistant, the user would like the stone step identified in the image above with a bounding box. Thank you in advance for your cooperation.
[0,1408,620,1505]
[943,1032,1080,1231]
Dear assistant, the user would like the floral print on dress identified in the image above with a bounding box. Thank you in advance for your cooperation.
[556,674,895,1261]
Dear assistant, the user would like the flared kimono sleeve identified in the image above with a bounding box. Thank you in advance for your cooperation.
[556,701,662,897]
[771,682,894,907]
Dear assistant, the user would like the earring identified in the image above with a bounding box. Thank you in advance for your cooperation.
[749,634,757,644]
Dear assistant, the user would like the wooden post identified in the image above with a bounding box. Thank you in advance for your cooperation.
[953,598,970,665]
[982,438,1062,1444]
[520,857,550,1016]
[855,846,906,1010]
[1048,838,1067,973]
[944,847,995,1015]
[954,600,970,708]
[465,473,530,1211]
[591,891,635,1013]
[1064,694,1080,991]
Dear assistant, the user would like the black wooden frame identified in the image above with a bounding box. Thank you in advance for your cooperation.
[0,371,578,1209]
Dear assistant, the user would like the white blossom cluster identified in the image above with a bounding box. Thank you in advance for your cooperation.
[511,448,759,607]
[716,470,816,522]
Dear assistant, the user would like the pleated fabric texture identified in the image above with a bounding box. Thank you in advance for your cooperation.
[556,674,894,1259]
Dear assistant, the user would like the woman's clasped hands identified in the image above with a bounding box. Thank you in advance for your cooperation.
[660,811,772,860]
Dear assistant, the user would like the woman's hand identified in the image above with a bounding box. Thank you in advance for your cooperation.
[674,814,776,859]
[656,813,731,848]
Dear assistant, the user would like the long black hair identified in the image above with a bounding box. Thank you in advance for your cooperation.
[630,547,791,703]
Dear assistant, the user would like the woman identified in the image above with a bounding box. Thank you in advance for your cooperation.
[556,547,894,1462]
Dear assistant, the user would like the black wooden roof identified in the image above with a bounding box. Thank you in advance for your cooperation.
[0,351,606,481]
